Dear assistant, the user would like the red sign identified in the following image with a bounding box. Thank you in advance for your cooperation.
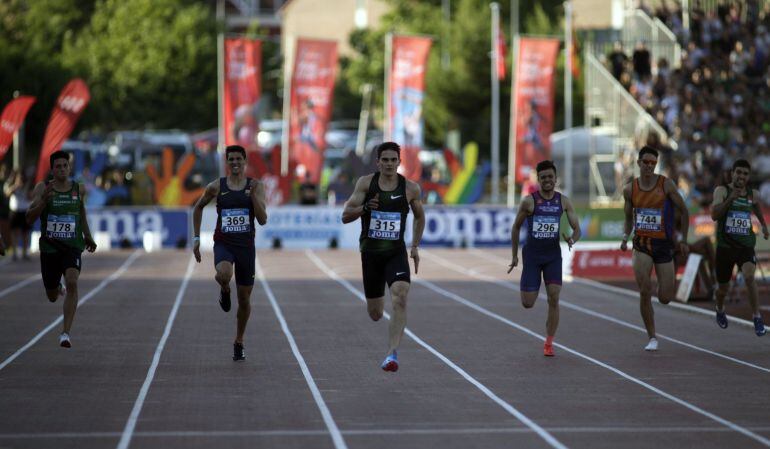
[513,38,559,183]
[289,39,338,184]
[0,96,36,161]
[223,38,262,151]
[571,249,634,280]
[36,79,90,182]
[388,35,432,181]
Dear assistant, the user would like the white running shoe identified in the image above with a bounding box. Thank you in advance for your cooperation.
[644,338,658,351]
[59,332,71,348]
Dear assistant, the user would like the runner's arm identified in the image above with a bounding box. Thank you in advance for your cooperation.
[25,182,49,225]
[407,181,425,248]
[752,189,769,239]
[250,179,268,226]
[562,195,582,243]
[192,181,219,238]
[622,183,633,243]
[510,196,533,258]
[710,186,734,221]
[341,176,371,224]
[665,178,689,243]
[79,183,96,252]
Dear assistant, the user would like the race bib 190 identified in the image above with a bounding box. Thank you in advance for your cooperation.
[222,208,250,233]
[368,211,401,240]
[635,208,662,232]
[46,214,76,239]
[532,215,559,239]
[725,210,751,235]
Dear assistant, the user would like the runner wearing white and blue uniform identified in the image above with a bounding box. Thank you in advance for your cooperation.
[193,145,268,361]
[509,160,581,356]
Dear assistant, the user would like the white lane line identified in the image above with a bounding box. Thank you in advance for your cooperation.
[306,250,569,449]
[0,274,40,299]
[470,248,758,329]
[438,250,770,374]
[6,426,770,439]
[0,250,142,372]
[414,275,770,448]
[256,253,349,449]
[116,256,196,449]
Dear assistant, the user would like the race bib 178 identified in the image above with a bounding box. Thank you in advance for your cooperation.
[368,211,401,240]
[222,208,250,233]
[46,214,76,239]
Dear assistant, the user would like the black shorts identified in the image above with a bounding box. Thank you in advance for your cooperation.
[633,236,674,264]
[716,246,756,284]
[361,247,411,299]
[40,249,82,290]
[10,211,31,231]
[214,242,255,286]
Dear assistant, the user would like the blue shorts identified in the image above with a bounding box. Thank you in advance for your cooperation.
[520,247,562,292]
[214,242,255,286]
[633,236,673,264]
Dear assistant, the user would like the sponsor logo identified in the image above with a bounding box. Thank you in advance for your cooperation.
[391,195,403,199]
[396,271,406,276]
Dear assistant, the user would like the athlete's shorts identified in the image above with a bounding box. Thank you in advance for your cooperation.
[716,246,756,284]
[214,242,255,286]
[361,247,410,299]
[40,249,82,290]
[633,236,673,264]
[520,246,562,292]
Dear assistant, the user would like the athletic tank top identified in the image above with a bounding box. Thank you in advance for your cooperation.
[524,191,563,252]
[214,177,255,247]
[631,175,673,240]
[40,181,84,253]
[716,186,756,249]
[359,173,409,253]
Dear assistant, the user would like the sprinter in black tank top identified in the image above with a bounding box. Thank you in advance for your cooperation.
[342,142,426,372]
[192,145,268,361]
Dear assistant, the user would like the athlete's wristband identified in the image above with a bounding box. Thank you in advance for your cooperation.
[621,233,628,242]
[193,236,200,243]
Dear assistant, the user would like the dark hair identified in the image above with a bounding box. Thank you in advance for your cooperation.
[638,145,659,159]
[376,141,401,159]
[732,159,751,171]
[225,145,246,158]
[49,150,70,168]
[536,160,557,174]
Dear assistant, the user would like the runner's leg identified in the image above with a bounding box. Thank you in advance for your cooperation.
[633,250,656,339]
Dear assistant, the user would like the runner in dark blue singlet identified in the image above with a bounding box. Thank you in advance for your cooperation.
[508,160,581,356]
[193,145,268,361]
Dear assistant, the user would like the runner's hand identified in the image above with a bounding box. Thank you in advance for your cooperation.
[43,182,55,201]
[762,225,769,240]
[366,196,379,211]
[677,241,689,258]
[84,235,97,253]
[562,233,575,251]
[193,240,201,263]
[410,246,419,274]
[507,255,518,273]
[620,239,628,251]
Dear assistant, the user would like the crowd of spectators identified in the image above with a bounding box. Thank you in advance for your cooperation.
[607,0,770,211]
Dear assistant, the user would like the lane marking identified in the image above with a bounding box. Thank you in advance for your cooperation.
[256,253,349,449]
[0,250,142,372]
[0,274,40,299]
[306,250,569,449]
[116,256,195,449]
[470,248,758,328]
[413,275,770,447]
[436,250,770,373]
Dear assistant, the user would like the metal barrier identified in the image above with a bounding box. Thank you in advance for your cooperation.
[584,51,675,206]
[623,9,682,69]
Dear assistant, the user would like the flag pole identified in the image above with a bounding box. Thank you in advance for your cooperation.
[564,0,573,197]
[490,2,501,204]
[507,0,519,208]
[281,37,294,176]
[216,0,226,177]
[384,33,393,142]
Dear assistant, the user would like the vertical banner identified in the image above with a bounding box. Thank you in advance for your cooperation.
[223,37,262,150]
[388,35,432,181]
[36,79,90,183]
[512,38,559,183]
[289,38,338,184]
[0,96,36,161]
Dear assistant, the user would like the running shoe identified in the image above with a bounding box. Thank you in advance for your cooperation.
[219,288,231,312]
[59,332,71,348]
[543,343,555,357]
[233,342,245,361]
[754,317,767,337]
[716,310,728,329]
[381,351,398,372]
[644,338,658,351]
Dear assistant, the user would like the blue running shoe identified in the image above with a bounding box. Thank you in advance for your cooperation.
[381,351,398,372]
[754,317,767,337]
[716,310,728,329]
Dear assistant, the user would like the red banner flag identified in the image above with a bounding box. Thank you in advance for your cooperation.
[496,20,507,80]
[289,39,338,184]
[388,35,431,182]
[0,96,36,162]
[223,38,262,151]
[36,79,90,182]
[513,38,559,183]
